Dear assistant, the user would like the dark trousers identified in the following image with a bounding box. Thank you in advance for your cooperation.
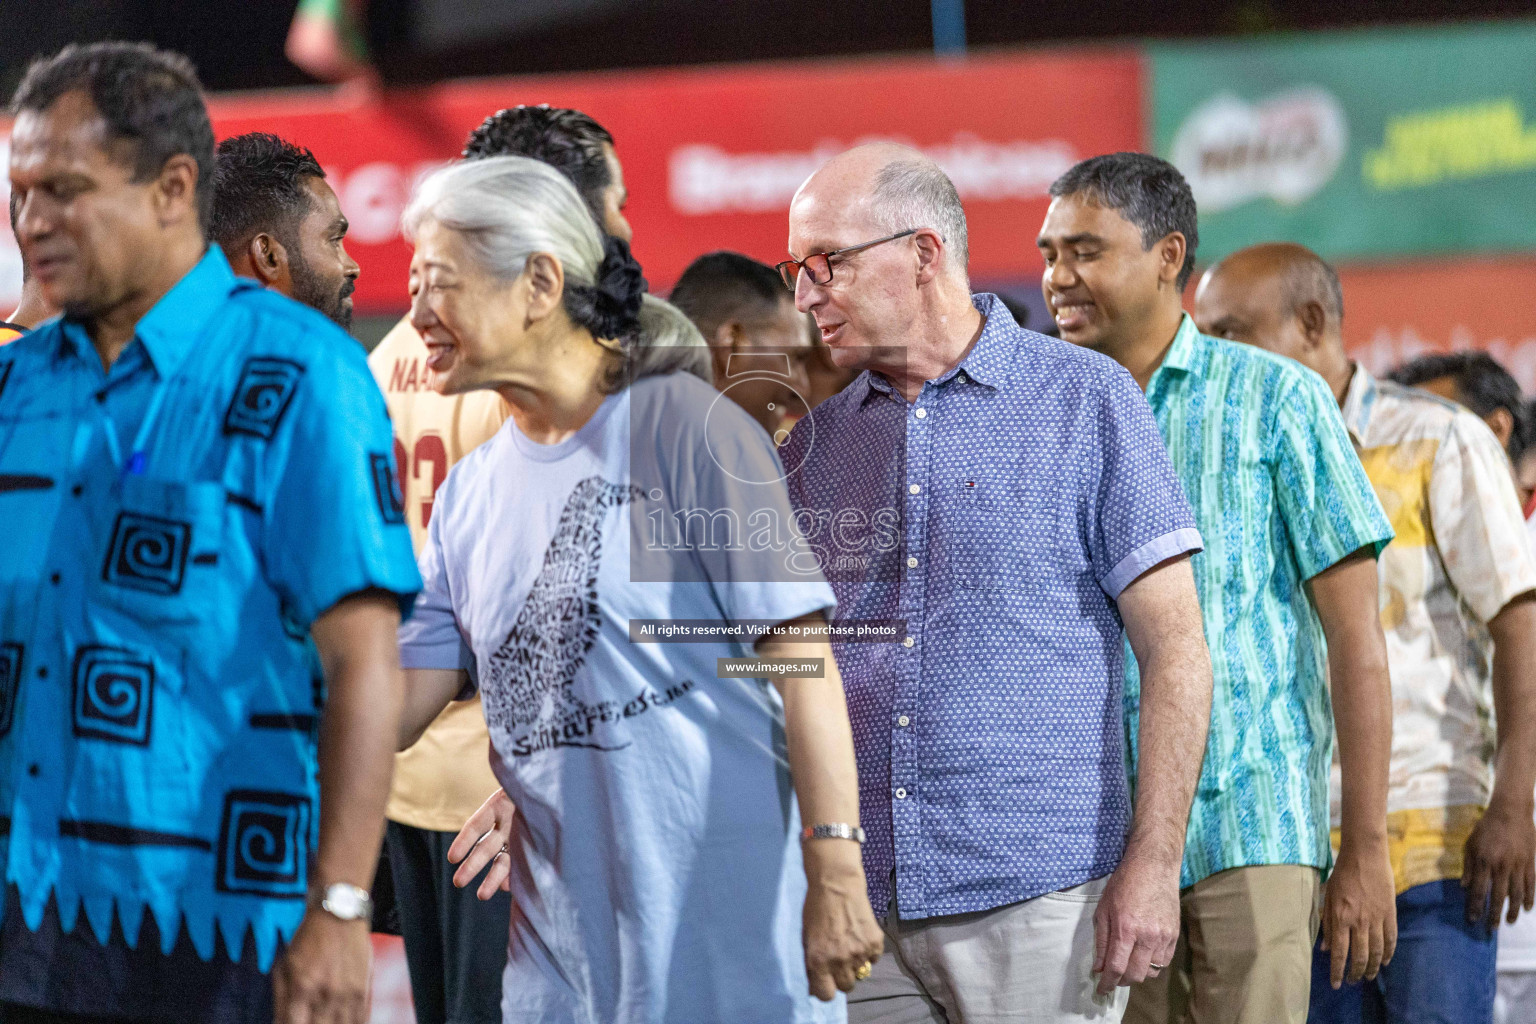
[1308,879,1498,1024]
[385,820,512,1024]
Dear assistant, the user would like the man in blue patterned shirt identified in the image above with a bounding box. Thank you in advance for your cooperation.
[1039,153,1397,1024]
[0,42,420,1024]
[779,143,1215,1022]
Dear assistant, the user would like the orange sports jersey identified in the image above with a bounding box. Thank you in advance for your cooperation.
[368,316,508,831]
[0,321,24,345]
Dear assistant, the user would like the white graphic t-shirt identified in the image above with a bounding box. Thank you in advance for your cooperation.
[399,371,841,1023]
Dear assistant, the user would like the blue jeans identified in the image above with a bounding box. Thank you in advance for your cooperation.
[1309,880,1497,1024]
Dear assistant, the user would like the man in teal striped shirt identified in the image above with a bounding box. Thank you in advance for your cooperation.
[1037,153,1397,1024]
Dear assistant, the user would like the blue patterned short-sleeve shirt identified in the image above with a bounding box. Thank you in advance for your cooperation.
[0,249,420,974]
[781,293,1202,919]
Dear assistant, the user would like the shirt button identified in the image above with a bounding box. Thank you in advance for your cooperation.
[895,788,908,800]
[36,666,47,679]
[897,715,910,727]
[27,764,39,777]
[906,557,918,568]
[908,484,921,495]
[903,636,915,648]
[914,408,927,419]
[50,572,61,585]
[958,372,968,382]
[71,484,83,497]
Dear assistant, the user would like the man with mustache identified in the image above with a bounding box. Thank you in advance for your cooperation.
[211,131,360,330]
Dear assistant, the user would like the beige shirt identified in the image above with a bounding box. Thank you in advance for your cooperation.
[369,316,509,831]
[1332,366,1536,892]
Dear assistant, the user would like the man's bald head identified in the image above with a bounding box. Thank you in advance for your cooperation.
[792,143,968,277]
[1195,242,1351,395]
[1202,243,1343,332]
[786,143,975,378]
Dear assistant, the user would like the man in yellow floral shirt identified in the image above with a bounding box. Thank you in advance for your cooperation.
[1196,242,1536,1024]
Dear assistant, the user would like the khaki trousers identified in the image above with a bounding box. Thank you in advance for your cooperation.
[1123,865,1322,1024]
[849,877,1129,1024]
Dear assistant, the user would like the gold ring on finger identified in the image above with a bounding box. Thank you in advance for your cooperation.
[854,961,873,981]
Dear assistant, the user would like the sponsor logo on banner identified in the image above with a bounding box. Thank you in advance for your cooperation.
[669,133,1079,215]
[1170,87,1347,213]
[1363,99,1536,191]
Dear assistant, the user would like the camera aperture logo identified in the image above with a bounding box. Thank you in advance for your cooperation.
[632,345,904,583]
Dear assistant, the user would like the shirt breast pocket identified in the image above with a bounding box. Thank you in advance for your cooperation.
[94,476,226,632]
[939,471,1074,591]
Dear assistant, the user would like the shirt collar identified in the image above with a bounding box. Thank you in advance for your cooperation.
[1340,361,1376,447]
[859,292,1014,404]
[57,246,235,378]
[1154,314,1203,376]
[941,292,1012,389]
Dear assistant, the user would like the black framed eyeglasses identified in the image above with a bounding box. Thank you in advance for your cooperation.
[776,228,920,290]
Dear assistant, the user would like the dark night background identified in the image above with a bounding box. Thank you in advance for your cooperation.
[0,0,1530,95]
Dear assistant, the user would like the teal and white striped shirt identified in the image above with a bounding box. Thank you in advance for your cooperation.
[1128,316,1393,888]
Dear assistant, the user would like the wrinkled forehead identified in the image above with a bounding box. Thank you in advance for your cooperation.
[787,175,884,255]
[9,90,123,176]
[1200,260,1285,315]
[1037,193,1140,245]
[408,217,465,268]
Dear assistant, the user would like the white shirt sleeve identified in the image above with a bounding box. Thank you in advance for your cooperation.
[397,480,477,682]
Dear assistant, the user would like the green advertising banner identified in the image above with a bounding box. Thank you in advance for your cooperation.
[1150,22,1536,264]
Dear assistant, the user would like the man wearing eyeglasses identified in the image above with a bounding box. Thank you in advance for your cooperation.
[777,142,1215,1023]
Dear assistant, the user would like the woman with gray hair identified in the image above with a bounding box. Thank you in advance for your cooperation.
[394,156,882,1024]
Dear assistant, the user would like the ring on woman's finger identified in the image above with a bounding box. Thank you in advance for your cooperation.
[854,961,873,982]
[495,844,509,859]
[1148,962,1167,971]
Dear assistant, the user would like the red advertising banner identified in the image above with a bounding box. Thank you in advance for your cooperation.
[0,47,1143,315]
[1341,256,1536,390]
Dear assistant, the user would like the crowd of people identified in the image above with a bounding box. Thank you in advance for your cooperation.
[0,37,1533,1024]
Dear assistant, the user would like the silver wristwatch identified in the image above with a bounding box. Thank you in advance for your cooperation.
[314,882,373,924]
[800,823,865,844]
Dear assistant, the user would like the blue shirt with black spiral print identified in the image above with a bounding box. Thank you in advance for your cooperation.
[0,247,419,1014]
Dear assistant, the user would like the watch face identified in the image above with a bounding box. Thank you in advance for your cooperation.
[325,885,366,919]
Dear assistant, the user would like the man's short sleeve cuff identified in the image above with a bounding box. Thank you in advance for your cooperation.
[400,639,472,673]
[1298,532,1392,582]
[1100,528,1204,600]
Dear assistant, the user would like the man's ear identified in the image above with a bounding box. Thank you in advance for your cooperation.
[1487,407,1516,449]
[1296,299,1329,351]
[246,233,288,288]
[715,321,745,352]
[523,252,565,322]
[1157,232,1188,289]
[152,154,201,229]
[914,229,945,285]
[708,322,738,383]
